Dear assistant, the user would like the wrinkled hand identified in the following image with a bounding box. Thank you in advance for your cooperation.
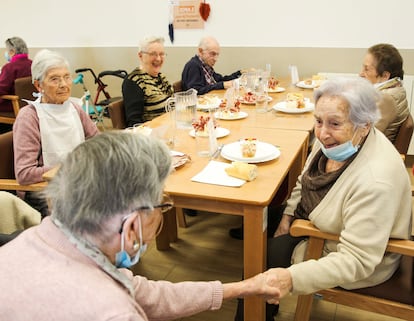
[273,214,293,237]
[248,270,281,303]
[262,268,292,304]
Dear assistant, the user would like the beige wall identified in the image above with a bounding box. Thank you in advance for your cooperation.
[30,47,414,99]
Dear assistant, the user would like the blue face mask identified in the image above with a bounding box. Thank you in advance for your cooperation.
[115,215,147,268]
[4,51,10,62]
[320,138,359,162]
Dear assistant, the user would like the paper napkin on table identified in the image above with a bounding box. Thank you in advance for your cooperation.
[191,160,246,187]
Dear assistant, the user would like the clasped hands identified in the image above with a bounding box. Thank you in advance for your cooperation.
[246,268,292,304]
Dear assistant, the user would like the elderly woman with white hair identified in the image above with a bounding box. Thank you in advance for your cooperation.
[122,36,173,127]
[13,49,99,217]
[235,77,412,321]
[0,131,284,320]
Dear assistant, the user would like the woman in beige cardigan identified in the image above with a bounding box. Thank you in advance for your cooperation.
[235,77,412,321]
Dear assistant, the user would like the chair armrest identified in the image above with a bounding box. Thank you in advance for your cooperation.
[0,94,19,100]
[0,94,20,116]
[0,179,47,192]
[290,219,339,242]
[290,219,414,257]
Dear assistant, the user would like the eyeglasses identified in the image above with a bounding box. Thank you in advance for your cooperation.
[118,194,174,234]
[142,51,167,58]
[45,75,73,86]
[204,50,220,58]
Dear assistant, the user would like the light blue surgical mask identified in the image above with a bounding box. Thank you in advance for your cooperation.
[4,51,10,62]
[320,140,359,162]
[319,132,360,162]
[115,215,147,268]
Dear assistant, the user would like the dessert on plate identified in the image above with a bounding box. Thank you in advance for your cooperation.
[286,92,305,108]
[240,138,257,158]
[192,115,217,136]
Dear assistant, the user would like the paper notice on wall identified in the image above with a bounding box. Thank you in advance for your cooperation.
[173,0,204,29]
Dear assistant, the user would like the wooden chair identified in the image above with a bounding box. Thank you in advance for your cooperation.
[290,219,414,321]
[0,131,46,192]
[0,76,36,125]
[173,80,183,93]
[394,113,414,156]
[107,99,127,129]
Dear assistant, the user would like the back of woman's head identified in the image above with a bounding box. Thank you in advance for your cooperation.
[31,49,70,83]
[45,132,172,235]
[5,37,28,54]
[368,43,404,80]
[314,77,380,128]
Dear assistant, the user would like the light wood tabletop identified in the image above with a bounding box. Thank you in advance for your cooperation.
[205,78,316,133]
[150,113,309,321]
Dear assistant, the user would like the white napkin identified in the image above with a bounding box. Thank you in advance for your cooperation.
[191,161,246,187]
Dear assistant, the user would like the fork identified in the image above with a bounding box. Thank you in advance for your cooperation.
[211,144,224,159]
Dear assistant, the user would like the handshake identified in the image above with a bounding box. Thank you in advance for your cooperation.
[223,268,291,304]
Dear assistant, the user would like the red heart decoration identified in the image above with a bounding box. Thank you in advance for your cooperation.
[199,1,210,21]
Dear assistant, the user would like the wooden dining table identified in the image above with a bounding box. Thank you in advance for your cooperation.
[150,110,309,321]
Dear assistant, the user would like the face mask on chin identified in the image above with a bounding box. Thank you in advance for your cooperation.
[115,214,147,268]
[4,51,10,62]
[319,131,361,162]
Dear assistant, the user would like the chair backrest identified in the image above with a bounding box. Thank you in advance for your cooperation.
[173,80,183,93]
[108,99,126,129]
[0,131,15,179]
[14,76,37,108]
[394,113,414,155]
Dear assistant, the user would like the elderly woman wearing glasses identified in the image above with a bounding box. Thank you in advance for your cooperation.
[0,131,284,320]
[13,49,99,217]
[181,36,242,95]
[122,36,173,127]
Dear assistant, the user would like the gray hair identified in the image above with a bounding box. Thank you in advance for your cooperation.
[31,49,70,83]
[45,131,172,236]
[314,77,380,128]
[5,37,28,54]
[139,36,164,53]
[198,36,219,51]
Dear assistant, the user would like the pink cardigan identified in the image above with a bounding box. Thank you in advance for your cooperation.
[13,103,99,185]
[0,218,223,320]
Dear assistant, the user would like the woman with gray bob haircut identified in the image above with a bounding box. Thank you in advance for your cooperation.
[46,131,172,234]
[0,131,286,320]
[235,77,412,321]
[5,37,29,55]
[31,48,70,83]
[314,77,380,128]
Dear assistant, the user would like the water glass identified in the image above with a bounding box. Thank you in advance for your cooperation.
[255,94,268,113]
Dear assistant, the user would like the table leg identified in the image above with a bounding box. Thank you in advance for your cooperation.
[156,207,178,250]
[243,205,267,321]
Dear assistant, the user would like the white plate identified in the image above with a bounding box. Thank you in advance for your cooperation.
[197,96,222,110]
[240,96,273,105]
[272,101,315,114]
[296,80,316,89]
[189,127,230,138]
[267,87,286,93]
[214,111,248,120]
[221,141,281,163]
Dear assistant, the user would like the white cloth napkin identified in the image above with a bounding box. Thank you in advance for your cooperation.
[191,161,246,187]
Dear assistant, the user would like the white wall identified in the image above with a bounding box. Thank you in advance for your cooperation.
[2,0,414,48]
